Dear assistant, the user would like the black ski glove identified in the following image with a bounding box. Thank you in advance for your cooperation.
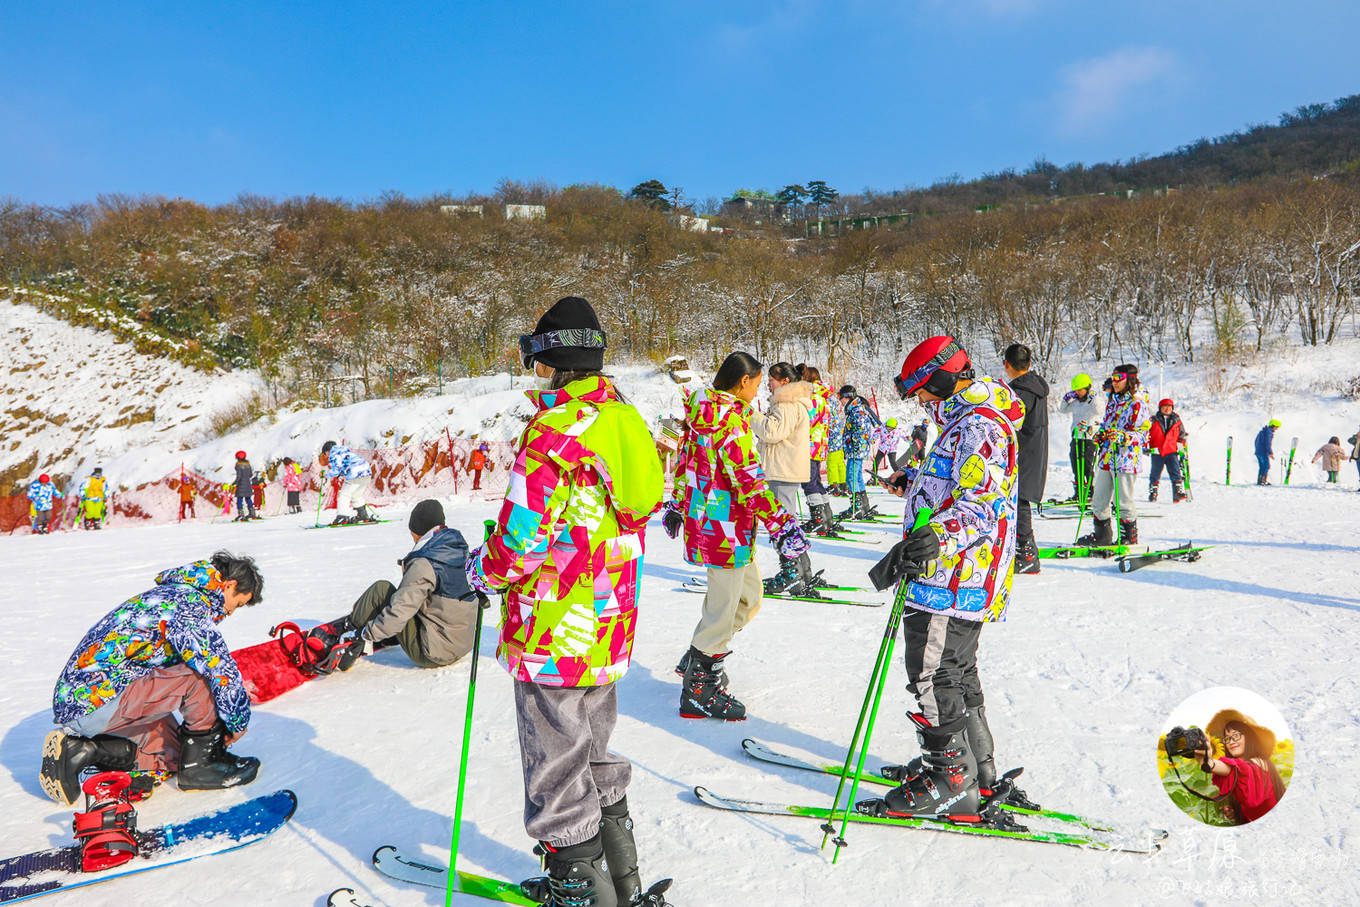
[868,525,942,591]
[662,501,684,539]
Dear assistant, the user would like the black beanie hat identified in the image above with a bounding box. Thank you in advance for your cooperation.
[523,297,606,372]
[408,499,445,537]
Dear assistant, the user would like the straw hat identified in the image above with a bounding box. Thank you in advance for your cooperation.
[1206,709,1277,760]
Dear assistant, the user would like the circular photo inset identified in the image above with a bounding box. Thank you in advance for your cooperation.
[1157,686,1293,827]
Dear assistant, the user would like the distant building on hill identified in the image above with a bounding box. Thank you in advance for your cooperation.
[722,196,786,222]
[439,204,484,216]
[505,204,547,221]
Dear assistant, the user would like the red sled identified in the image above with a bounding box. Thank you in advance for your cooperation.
[233,619,351,704]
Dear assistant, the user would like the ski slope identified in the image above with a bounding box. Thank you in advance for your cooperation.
[0,474,1357,905]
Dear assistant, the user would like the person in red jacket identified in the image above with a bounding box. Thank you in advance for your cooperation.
[468,443,488,491]
[1192,709,1286,825]
[1146,398,1188,502]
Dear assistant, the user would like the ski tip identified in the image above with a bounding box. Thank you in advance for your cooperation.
[371,844,397,863]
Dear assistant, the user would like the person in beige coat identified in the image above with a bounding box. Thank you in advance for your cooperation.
[1311,437,1347,484]
[753,363,826,597]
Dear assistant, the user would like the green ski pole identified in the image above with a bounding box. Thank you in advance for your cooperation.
[445,519,496,907]
[1225,436,1232,486]
[823,507,934,862]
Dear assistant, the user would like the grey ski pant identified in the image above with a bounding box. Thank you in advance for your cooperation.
[1091,469,1137,521]
[513,680,631,847]
[901,610,983,729]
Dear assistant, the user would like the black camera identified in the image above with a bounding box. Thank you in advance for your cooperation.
[1164,725,1209,760]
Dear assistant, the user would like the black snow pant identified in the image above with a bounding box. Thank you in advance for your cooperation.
[1016,499,1034,545]
[1070,438,1096,498]
[901,610,983,729]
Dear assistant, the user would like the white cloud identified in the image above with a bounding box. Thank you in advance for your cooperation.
[713,0,816,54]
[1054,46,1181,137]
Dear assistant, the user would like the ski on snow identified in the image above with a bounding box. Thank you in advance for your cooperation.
[370,845,539,905]
[679,581,884,608]
[693,784,1162,855]
[0,790,297,904]
[1116,542,1211,573]
[327,889,371,907]
[738,738,1165,840]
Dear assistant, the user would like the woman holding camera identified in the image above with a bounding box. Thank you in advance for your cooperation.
[1193,709,1286,824]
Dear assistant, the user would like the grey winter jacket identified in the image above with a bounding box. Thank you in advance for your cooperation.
[1008,371,1049,503]
[234,460,253,489]
[362,528,478,667]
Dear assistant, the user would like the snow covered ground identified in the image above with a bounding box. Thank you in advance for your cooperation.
[1,473,1357,905]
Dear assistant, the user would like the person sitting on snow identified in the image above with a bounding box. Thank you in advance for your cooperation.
[318,441,375,524]
[27,473,64,534]
[42,552,263,805]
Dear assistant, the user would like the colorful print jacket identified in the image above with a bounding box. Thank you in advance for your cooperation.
[1096,387,1152,474]
[672,387,799,570]
[808,384,831,461]
[898,378,1024,622]
[281,465,303,492]
[471,377,663,687]
[52,562,251,733]
[324,445,372,481]
[828,398,846,454]
[842,397,876,459]
[876,425,908,454]
[26,480,62,511]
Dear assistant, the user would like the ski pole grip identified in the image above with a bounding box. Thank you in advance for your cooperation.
[482,519,496,542]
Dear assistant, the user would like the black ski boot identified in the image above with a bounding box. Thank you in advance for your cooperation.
[679,649,746,721]
[1075,517,1113,547]
[1119,519,1138,545]
[533,832,617,907]
[872,713,980,821]
[1148,483,1159,502]
[762,555,801,595]
[1013,535,1040,575]
[965,706,997,792]
[1172,482,1187,503]
[176,719,260,791]
[355,505,377,523]
[672,646,726,688]
[40,731,137,805]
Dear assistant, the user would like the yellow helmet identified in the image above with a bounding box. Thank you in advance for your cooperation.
[1070,373,1093,391]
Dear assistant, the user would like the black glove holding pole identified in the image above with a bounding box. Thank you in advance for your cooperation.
[868,524,942,592]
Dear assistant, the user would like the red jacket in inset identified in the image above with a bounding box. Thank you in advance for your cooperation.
[1147,412,1186,456]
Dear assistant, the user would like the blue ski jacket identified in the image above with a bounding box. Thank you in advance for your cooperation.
[1254,426,1275,457]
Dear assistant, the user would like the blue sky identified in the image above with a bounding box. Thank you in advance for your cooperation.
[4,1,1358,206]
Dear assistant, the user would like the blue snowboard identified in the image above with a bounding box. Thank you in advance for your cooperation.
[0,789,297,903]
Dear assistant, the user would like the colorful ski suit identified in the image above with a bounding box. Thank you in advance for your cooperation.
[26,480,61,512]
[898,378,1024,622]
[470,377,664,687]
[808,384,831,461]
[1096,387,1152,474]
[79,474,108,503]
[324,445,372,480]
[876,425,908,455]
[51,561,251,734]
[672,387,799,570]
[842,397,876,459]
[828,397,846,455]
[281,465,303,493]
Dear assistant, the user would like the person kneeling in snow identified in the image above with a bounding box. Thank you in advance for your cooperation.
[324,499,480,670]
[43,552,263,805]
[319,441,375,524]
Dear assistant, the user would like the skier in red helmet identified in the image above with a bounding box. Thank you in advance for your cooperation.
[864,335,1025,822]
[1146,398,1188,502]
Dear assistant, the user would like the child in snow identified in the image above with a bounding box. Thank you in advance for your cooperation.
[251,473,265,511]
[469,442,488,490]
[836,385,879,520]
[78,467,109,530]
[1058,373,1101,501]
[465,297,669,907]
[26,474,63,534]
[752,362,825,599]
[281,457,304,513]
[1191,710,1286,825]
[1254,420,1280,485]
[1312,437,1346,483]
[870,335,1024,820]
[1147,399,1189,501]
[871,418,907,478]
[797,364,836,529]
[232,452,258,521]
[42,552,264,805]
[321,500,481,670]
[1077,365,1152,545]
[177,476,197,519]
[665,351,810,724]
[825,387,848,496]
[907,419,929,468]
[318,442,375,524]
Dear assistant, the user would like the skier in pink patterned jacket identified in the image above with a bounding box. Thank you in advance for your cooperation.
[1076,364,1152,547]
[463,296,669,907]
[867,335,1025,823]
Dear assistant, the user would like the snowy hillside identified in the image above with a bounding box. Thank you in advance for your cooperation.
[0,298,263,491]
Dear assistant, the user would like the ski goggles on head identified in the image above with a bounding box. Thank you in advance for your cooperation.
[895,341,968,399]
[517,328,607,369]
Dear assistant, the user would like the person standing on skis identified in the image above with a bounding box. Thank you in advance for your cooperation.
[1058,374,1101,502]
[1077,365,1151,546]
[797,364,837,532]
[27,473,63,534]
[231,451,258,521]
[665,352,810,722]
[43,552,264,805]
[1002,344,1048,575]
[752,363,825,598]
[1147,399,1189,501]
[465,297,670,907]
[319,441,375,524]
[867,335,1024,821]
[837,386,878,520]
[78,467,110,530]
[1254,420,1280,485]
[281,457,304,513]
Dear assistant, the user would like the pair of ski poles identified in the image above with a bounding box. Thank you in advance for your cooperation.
[821,507,933,863]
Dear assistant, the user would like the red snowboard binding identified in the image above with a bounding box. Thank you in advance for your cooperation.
[72,771,143,872]
[271,621,351,676]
